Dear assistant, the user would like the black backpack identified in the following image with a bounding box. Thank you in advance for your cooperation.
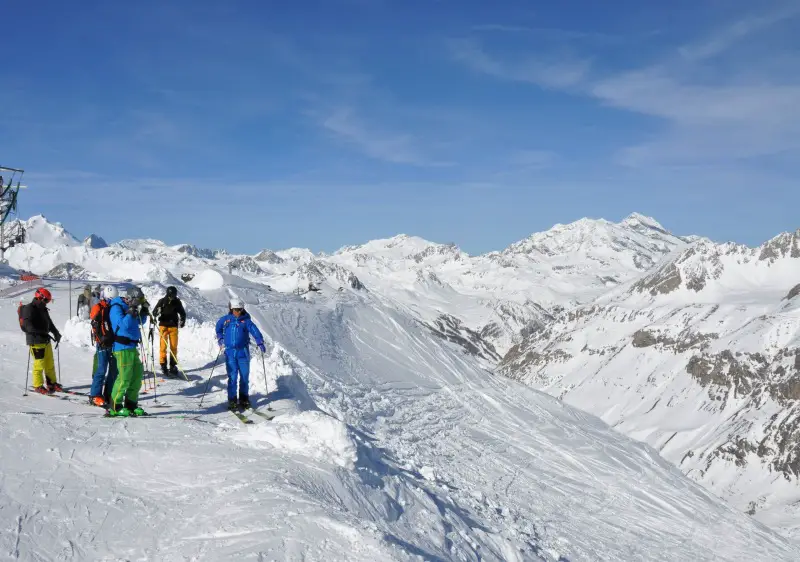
[91,301,118,348]
[17,301,30,333]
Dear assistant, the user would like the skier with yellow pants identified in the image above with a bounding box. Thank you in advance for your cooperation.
[20,288,62,394]
[107,286,149,417]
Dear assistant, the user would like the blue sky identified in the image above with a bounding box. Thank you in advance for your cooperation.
[2,0,799,254]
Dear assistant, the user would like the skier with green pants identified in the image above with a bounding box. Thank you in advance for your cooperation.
[107,286,149,416]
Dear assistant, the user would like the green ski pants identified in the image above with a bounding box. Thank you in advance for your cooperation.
[110,348,143,411]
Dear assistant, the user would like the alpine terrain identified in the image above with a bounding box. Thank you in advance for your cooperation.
[0,213,798,560]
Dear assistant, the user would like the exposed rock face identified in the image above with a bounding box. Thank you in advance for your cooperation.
[46,262,90,279]
[228,256,264,275]
[422,314,501,363]
[254,249,284,264]
[297,261,365,291]
[83,234,108,249]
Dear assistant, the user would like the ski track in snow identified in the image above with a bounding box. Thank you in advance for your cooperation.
[0,278,799,560]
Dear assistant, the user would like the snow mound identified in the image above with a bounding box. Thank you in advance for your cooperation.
[61,316,93,349]
[233,410,358,469]
[188,269,225,291]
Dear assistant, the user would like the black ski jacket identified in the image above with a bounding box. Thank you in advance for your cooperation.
[22,299,61,346]
[153,296,186,328]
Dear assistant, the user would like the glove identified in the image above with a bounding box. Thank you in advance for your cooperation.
[127,304,140,316]
[180,319,186,328]
[53,332,62,343]
[218,340,224,350]
[257,342,266,353]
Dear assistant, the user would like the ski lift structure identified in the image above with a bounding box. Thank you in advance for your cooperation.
[0,165,27,262]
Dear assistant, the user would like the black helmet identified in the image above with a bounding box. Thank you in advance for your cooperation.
[166,286,177,298]
[126,286,143,302]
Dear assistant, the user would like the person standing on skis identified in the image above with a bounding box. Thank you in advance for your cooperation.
[215,297,266,410]
[107,286,149,417]
[88,285,120,408]
[20,288,62,394]
[152,285,186,378]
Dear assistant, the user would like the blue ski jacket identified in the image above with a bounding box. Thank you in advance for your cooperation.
[108,296,147,352]
[216,311,264,350]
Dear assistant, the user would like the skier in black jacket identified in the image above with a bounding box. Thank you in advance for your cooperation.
[152,286,186,376]
[21,288,62,394]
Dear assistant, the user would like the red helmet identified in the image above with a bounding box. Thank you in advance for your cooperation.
[35,288,52,302]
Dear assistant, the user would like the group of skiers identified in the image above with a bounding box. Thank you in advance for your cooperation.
[20,284,267,416]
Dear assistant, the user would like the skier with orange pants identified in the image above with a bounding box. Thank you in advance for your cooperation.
[152,286,186,377]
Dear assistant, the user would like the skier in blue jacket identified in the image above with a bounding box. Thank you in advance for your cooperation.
[107,286,150,416]
[215,297,266,410]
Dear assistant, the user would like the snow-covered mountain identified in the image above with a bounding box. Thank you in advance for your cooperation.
[499,228,800,537]
[1,262,798,559]
[4,212,800,543]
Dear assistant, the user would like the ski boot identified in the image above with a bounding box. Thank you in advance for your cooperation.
[239,397,251,410]
[89,396,106,408]
[108,408,130,417]
[160,363,169,377]
[46,380,63,392]
[227,400,238,411]
[32,385,51,395]
[131,407,148,417]
[169,363,179,377]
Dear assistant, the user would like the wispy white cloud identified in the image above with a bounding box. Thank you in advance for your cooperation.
[446,38,589,89]
[320,107,439,166]
[678,3,800,61]
[449,6,800,169]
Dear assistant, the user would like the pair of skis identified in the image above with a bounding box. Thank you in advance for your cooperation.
[229,406,275,424]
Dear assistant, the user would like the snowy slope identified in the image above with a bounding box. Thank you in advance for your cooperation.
[1,275,799,560]
[500,229,800,538]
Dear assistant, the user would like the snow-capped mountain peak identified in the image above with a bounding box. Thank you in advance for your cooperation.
[502,214,685,274]
[620,211,668,234]
[18,214,81,248]
[83,234,108,249]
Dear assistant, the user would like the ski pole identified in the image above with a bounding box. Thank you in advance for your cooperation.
[199,349,222,407]
[23,346,31,395]
[260,349,270,409]
[56,342,61,385]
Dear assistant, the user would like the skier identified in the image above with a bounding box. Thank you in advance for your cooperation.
[107,286,149,417]
[20,288,62,394]
[76,284,92,319]
[152,285,186,377]
[88,285,120,408]
[215,298,266,410]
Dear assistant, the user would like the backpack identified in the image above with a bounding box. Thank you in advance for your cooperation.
[90,301,116,347]
[17,301,30,333]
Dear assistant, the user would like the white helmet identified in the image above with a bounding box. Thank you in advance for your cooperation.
[103,285,119,300]
[229,297,243,309]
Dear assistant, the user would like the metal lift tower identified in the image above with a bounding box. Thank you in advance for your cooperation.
[0,165,26,262]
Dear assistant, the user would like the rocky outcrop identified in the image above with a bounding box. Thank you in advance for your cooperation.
[228,256,264,275]
[254,249,284,264]
[422,314,501,362]
[45,262,89,279]
[83,234,108,249]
